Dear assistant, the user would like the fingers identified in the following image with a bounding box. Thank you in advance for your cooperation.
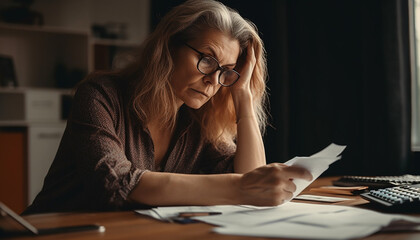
[244,44,256,76]
[285,166,313,181]
[273,184,294,205]
[239,163,313,206]
[246,43,256,65]
[283,190,294,202]
[235,44,256,80]
[282,180,297,193]
[267,163,313,181]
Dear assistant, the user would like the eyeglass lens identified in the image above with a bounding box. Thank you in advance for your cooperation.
[197,56,239,86]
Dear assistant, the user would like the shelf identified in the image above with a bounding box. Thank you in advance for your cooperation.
[0,120,67,127]
[0,87,73,95]
[0,25,89,88]
[0,23,88,36]
[0,24,140,47]
[93,38,140,47]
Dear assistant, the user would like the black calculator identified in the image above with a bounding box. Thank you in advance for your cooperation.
[360,184,420,212]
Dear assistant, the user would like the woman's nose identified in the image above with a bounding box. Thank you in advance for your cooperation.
[203,71,219,86]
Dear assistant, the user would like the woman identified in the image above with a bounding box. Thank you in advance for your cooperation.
[24,0,312,214]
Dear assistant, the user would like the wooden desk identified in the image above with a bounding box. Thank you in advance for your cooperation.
[4,177,420,240]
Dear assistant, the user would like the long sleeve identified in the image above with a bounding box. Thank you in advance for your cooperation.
[25,78,147,213]
[67,79,145,209]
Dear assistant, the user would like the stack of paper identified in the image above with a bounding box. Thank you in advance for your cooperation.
[195,202,420,239]
[136,202,420,239]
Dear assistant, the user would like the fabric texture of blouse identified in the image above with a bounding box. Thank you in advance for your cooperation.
[24,76,235,214]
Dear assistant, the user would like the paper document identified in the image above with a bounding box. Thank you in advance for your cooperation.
[136,202,420,240]
[213,221,380,240]
[310,143,347,158]
[284,143,346,200]
[310,185,368,195]
[294,194,350,202]
[194,202,420,240]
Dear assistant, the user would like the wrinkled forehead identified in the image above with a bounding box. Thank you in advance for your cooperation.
[190,29,241,65]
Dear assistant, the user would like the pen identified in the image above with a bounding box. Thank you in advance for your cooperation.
[170,212,222,224]
[177,212,222,218]
[37,224,106,235]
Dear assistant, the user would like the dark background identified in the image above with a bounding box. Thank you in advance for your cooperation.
[151,0,419,176]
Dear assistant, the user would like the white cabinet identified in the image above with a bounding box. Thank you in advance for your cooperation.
[28,124,66,204]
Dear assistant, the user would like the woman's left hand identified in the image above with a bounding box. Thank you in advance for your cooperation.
[230,42,265,173]
[230,43,256,94]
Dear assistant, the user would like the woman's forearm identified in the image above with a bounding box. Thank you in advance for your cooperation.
[128,171,242,206]
[128,163,313,207]
[232,90,266,173]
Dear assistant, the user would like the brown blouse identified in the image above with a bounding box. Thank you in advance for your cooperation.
[24,77,234,214]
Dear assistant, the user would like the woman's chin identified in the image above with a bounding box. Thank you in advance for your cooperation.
[186,103,204,109]
[184,99,208,109]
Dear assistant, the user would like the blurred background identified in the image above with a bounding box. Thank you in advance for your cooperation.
[0,0,419,213]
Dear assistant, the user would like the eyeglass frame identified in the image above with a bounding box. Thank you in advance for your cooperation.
[184,43,240,87]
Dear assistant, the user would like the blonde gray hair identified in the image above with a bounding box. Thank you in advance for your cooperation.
[127,0,268,149]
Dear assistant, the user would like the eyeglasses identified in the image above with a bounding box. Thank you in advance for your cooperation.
[185,43,240,87]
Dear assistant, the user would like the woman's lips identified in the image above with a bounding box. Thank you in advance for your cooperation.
[191,89,209,98]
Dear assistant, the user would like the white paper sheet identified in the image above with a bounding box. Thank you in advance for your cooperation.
[294,194,350,202]
[135,205,269,221]
[193,202,367,227]
[213,221,381,240]
[310,143,347,158]
[284,143,346,199]
[288,208,396,227]
[192,202,312,227]
[194,202,420,240]
[193,202,420,228]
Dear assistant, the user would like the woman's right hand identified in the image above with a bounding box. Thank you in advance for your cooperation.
[238,163,313,206]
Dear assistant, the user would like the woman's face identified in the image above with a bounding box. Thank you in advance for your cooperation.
[170,29,240,109]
